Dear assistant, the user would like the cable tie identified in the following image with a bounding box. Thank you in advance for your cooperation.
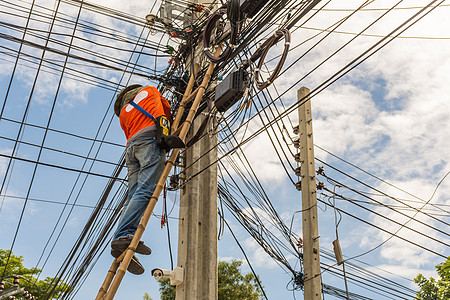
[285,42,291,46]
[255,68,260,72]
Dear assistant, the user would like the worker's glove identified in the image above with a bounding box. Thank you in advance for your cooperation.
[156,116,186,151]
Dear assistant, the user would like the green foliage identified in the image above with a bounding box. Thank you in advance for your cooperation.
[142,292,154,300]
[0,249,70,299]
[155,260,263,300]
[159,278,176,300]
[218,260,263,300]
[414,256,450,300]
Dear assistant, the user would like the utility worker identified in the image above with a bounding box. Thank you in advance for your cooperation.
[112,84,173,275]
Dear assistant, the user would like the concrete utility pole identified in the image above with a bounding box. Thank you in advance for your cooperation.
[176,113,218,300]
[297,87,322,299]
[175,0,218,299]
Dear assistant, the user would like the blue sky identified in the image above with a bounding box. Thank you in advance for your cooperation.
[1,0,450,299]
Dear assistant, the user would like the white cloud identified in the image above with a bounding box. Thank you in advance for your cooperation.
[313,83,383,156]
[220,115,289,185]
[244,237,279,269]
[0,150,9,177]
[67,216,79,228]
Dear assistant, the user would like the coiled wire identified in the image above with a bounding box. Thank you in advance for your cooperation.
[253,28,291,90]
[203,0,240,63]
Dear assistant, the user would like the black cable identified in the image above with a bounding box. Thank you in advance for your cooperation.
[36,19,155,283]
[222,217,268,300]
[43,160,126,299]
[325,171,450,263]
[164,186,174,271]
[0,117,123,148]
[315,144,450,214]
[236,0,436,174]
[0,194,116,210]
[0,0,65,282]
[0,0,36,120]
[204,0,441,163]
[0,135,121,168]
[317,159,450,235]
[317,194,447,259]
[0,32,167,82]
[331,185,350,300]
[323,183,450,248]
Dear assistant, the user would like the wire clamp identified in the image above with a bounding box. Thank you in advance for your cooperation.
[316,181,324,190]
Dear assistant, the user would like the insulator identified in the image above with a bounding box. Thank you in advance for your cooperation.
[295,181,301,191]
[317,181,324,190]
[145,14,156,26]
[294,153,301,162]
[293,125,299,135]
[13,275,19,286]
[293,138,300,148]
[294,167,301,177]
[316,166,325,176]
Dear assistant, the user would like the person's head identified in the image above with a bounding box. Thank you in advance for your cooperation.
[114,84,143,117]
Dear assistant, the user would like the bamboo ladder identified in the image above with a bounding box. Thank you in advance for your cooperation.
[96,45,222,300]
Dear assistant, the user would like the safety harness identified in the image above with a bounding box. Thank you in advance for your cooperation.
[129,101,185,151]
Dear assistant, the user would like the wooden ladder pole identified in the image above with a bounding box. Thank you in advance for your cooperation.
[103,45,222,300]
[95,259,120,300]
[96,250,128,300]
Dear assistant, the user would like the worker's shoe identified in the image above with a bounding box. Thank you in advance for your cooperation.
[111,249,145,275]
[111,237,152,255]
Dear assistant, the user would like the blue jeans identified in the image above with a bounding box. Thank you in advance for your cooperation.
[113,137,165,240]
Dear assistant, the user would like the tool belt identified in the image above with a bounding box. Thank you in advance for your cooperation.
[129,102,185,151]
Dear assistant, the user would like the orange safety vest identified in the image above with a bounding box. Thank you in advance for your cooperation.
[119,86,172,142]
